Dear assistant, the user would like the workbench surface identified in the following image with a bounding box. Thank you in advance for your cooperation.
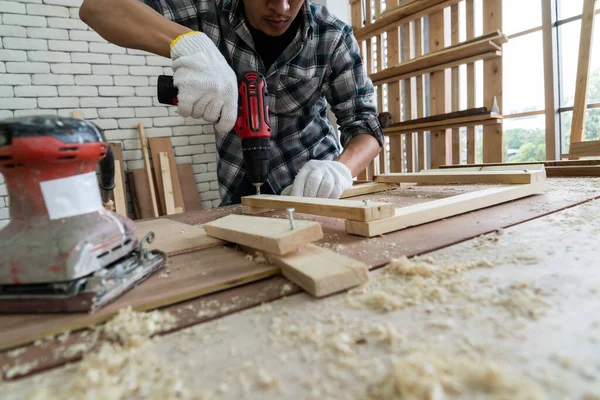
[2,178,600,399]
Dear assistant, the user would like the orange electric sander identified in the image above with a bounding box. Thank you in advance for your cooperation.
[0,115,166,313]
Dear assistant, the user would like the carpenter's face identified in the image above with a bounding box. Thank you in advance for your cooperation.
[243,0,305,36]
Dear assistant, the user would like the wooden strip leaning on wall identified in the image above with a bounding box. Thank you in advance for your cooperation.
[451,3,460,165]
[568,0,598,158]
[429,10,449,169]
[387,17,404,173]
[414,18,427,171]
[466,0,476,164]
[403,21,414,172]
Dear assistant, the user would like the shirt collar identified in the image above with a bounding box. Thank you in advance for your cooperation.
[227,0,314,41]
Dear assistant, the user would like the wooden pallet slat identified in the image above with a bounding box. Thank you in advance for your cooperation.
[375,170,545,185]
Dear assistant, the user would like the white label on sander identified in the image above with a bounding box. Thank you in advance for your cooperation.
[41,171,103,220]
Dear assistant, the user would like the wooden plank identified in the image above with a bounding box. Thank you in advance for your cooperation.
[138,122,159,217]
[340,182,398,198]
[384,114,502,135]
[440,159,600,168]
[542,0,560,160]
[265,244,369,298]
[112,159,127,216]
[345,181,549,237]
[569,0,597,148]
[149,137,185,215]
[545,165,600,177]
[241,195,395,222]
[158,152,177,215]
[387,107,489,127]
[0,246,278,352]
[403,21,414,172]
[565,140,600,158]
[387,25,403,173]
[429,10,448,169]
[451,3,460,165]
[108,142,129,215]
[414,17,427,171]
[135,218,224,256]
[375,170,545,185]
[176,163,203,211]
[354,0,462,42]
[370,36,503,85]
[204,214,323,256]
[482,0,503,163]
[466,0,476,164]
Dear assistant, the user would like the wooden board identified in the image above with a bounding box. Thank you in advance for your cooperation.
[113,160,127,216]
[138,123,159,217]
[108,143,127,213]
[0,246,278,352]
[384,113,502,135]
[353,0,462,41]
[429,10,449,169]
[135,218,224,256]
[341,182,398,198]
[204,214,323,256]
[565,139,600,158]
[128,169,156,220]
[177,163,203,211]
[482,0,503,163]
[266,244,369,298]
[370,38,502,86]
[148,137,184,215]
[466,0,476,164]
[375,170,545,185]
[159,152,177,215]
[569,0,597,148]
[345,181,549,237]
[241,195,395,222]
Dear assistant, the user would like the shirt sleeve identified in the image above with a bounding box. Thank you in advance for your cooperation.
[323,27,384,148]
[139,0,202,30]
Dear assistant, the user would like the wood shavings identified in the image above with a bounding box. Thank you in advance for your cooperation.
[102,306,177,346]
[495,282,550,320]
[7,347,27,358]
[245,250,266,263]
[364,351,546,400]
[4,360,40,380]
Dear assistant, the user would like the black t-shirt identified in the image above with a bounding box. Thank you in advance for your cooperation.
[247,13,302,72]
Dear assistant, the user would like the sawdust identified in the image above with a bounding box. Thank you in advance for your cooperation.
[346,256,494,313]
[7,348,27,358]
[4,360,40,380]
[245,250,267,263]
[495,282,550,320]
[102,306,177,346]
[364,351,546,400]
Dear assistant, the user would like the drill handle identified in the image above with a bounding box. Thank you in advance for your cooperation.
[157,75,178,105]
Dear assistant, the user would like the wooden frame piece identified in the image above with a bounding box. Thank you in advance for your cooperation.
[374,170,545,185]
[383,113,502,135]
[112,159,127,216]
[345,181,549,237]
[158,152,177,215]
[149,137,185,215]
[265,244,369,298]
[340,182,398,198]
[204,214,323,256]
[138,122,159,217]
[241,195,395,222]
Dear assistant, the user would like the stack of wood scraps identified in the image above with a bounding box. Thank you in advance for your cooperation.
[204,214,370,297]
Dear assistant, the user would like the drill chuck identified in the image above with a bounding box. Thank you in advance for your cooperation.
[242,137,270,186]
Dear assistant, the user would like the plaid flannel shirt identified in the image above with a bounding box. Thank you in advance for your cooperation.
[141,0,383,205]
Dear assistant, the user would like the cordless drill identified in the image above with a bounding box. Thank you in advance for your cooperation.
[157,72,272,195]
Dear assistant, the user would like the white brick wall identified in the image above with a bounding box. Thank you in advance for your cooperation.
[0,0,221,227]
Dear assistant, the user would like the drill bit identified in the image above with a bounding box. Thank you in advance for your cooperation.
[254,184,261,195]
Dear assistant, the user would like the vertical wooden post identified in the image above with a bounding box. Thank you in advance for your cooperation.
[429,10,448,169]
[482,0,503,163]
[466,0,476,164]
[569,0,597,151]
[542,0,561,160]
[387,27,403,172]
[403,22,414,172]
[414,18,427,171]
[451,3,461,165]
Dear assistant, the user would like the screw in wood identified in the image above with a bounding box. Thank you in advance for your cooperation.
[363,200,370,207]
[286,208,295,229]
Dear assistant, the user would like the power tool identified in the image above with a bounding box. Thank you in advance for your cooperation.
[157,71,272,194]
[0,115,166,313]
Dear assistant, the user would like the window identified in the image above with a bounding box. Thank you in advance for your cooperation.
[503,115,547,162]
[560,108,600,153]
[503,31,545,115]
[558,0,600,21]
[503,0,542,36]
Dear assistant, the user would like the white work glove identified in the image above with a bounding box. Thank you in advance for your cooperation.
[281,160,353,199]
[170,32,238,133]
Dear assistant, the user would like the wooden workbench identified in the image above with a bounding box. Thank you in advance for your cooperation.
[1,177,600,393]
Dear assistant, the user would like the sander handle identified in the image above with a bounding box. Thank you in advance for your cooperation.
[157,75,179,106]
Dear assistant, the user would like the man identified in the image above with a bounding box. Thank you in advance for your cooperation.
[80,0,384,206]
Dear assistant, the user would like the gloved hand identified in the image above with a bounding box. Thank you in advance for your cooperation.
[281,160,354,199]
[170,31,238,133]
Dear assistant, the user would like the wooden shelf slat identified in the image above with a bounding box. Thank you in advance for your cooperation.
[370,36,504,86]
[353,0,462,42]
[383,113,503,135]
